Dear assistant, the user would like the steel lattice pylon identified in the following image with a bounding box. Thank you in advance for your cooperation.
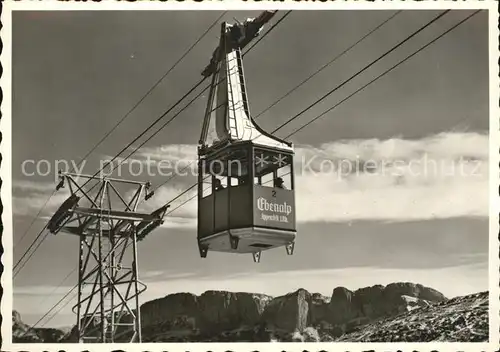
[47,173,169,343]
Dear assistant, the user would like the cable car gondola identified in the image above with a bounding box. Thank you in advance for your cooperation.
[197,13,296,262]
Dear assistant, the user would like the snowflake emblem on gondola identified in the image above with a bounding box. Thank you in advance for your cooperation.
[255,154,269,168]
[273,153,287,167]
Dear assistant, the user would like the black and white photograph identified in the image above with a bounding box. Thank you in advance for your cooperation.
[2,1,498,348]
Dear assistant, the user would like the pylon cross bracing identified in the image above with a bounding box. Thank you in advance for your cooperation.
[48,173,169,343]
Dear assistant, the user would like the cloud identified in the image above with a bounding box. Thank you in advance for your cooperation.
[136,183,197,218]
[13,187,71,217]
[13,180,58,193]
[140,270,166,279]
[99,146,199,179]
[100,144,198,171]
[295,132,488,166]
[293,132,488,222]
[121,183,198,229]
[161,216,197,229]
[133,144,197,163]
[13,132,488,224]
[141,270,199,280]
[140,132,488,226]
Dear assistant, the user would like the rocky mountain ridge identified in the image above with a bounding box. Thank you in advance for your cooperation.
[138,282,446,342]
[13,282,487,342]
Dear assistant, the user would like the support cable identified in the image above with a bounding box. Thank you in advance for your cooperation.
[28,10,291,327]
[284,10,482,139]
[243,11,292,55]
[23,284,78,336]
[161,9,476,226]
[85,10,288,188]
[271,10,450,134]
[154,10,443,204]
[39,268,77,307]
[40,291,79,329]
[13,12,226,278]
[254,10,402,120]
[148,12,293,193]
[78,11,227,167]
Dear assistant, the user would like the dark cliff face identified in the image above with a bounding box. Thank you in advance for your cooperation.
[261,288,311,332]
[140,292,199,328]
[139,291,273,341]
[198,291,270,332]
[328,286,358,325]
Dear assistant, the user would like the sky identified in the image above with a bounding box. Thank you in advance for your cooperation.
[10,9,489,327]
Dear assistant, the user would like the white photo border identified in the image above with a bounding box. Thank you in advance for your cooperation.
[1,1,498,351]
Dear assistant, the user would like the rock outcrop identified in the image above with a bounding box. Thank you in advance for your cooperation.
[198,291,270,332]
[261,288,311,332]
[12,310,67,343]
[141,292,199,329]
[309,282,447,335]
[13,310,40,342]
[384,282,446,302]
[328,286,358,324]
[336,291,488,342]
